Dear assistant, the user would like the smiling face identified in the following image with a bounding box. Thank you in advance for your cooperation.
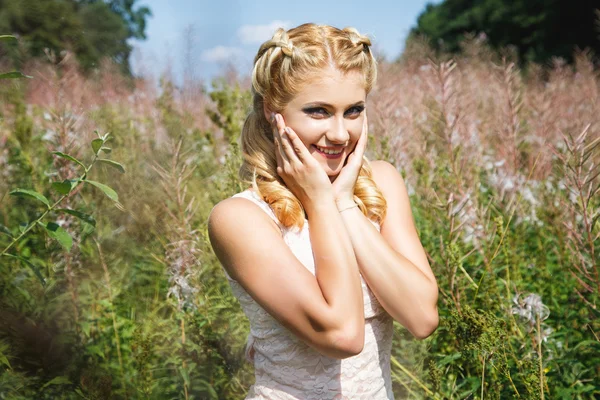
[275,65,367,181]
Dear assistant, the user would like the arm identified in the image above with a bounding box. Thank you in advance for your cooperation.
[337,160,439,339]
[208,196,365,359]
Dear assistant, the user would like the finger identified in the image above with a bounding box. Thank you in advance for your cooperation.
[274,136,284,173]
[357,116,369,152]
[273,115,290,164]
[280,128,301,164]
[347,119,368,168]
[283,126,311,163]
[275,114,301,163]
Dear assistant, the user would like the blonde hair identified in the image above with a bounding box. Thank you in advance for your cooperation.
[239,23,387,230]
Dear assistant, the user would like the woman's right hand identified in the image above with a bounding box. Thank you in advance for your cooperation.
[272,113,333,211]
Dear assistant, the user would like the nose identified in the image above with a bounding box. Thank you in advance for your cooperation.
[326,116,350,144]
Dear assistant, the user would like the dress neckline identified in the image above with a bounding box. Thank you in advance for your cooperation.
[245,188,309,222]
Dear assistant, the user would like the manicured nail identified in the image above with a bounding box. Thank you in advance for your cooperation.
[284,127,292,135]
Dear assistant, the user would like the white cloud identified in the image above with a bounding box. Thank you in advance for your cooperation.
[237,20,292,44]
[200,46,243,62]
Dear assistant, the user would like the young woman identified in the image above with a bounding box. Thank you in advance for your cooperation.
[208,23,439,399]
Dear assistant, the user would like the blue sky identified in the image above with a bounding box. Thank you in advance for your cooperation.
[130,0,439,82]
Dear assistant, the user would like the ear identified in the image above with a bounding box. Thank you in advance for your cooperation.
[263,102,274,124]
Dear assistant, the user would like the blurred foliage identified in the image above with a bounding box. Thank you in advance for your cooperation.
[0,0,151,74]
[411,0,600,65]
[0,28,599,400]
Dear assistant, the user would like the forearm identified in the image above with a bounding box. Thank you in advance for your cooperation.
[338,202,438,338]
[305,198,365,334]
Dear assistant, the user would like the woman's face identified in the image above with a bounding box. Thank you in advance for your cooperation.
[277,66,367,181]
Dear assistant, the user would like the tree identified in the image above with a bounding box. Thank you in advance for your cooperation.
[409,0,600,65]
[0,0,151,74]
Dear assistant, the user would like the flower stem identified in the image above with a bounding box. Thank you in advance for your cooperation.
[537,314,545,400]
[481,354,486,400]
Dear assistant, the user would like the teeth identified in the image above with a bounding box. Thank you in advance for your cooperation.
[316,146,343,155]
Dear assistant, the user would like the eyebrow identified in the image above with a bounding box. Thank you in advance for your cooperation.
[301,100,365,109]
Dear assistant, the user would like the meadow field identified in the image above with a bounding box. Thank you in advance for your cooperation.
[0,38,599,399]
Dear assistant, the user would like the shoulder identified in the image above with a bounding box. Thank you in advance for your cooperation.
[208,197,283,280]
[368,160,413,224]
[208,197,281,241]
[369,160,407,195]
[370,159,400,177]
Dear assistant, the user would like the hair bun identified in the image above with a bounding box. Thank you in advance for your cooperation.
[343,27,371,51]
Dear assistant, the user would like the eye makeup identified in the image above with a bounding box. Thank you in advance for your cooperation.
[301,102,365,117]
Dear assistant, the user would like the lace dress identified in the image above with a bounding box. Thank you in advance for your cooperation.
[224,189,395,400]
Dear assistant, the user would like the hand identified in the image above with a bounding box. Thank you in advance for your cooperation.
[332,115,368,204]
[272,113,333,210]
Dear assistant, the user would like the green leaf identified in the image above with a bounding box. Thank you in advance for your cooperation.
[18,222,28,233]
[179,366,191,386]
[0,224,12,237]
[92,138,103,154]
[97,159,125,173]
[40,221,73,251]
[51,179,78,195]
[56,208,96,227]
[86,345,105,360]
[438,352,462,366]
[79,321,91,338]
[0,35,17,42]
[41,376,72,389]
[52,151,86,170]
[9,189,50,208]
[1,254,46,286]
[0,350,10,369]
[0,71,32,79]
[100,147,112,154]
[84,180,118,202]
[573,340,600,351]
[81,222,95,238]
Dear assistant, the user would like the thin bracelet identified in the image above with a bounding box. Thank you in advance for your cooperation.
[338,203,359,213]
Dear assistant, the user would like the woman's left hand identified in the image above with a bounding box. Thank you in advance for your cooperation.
[332,115,368,204]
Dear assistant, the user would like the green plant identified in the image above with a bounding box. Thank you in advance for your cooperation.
[0,35,32,80]
[0,131,124,283]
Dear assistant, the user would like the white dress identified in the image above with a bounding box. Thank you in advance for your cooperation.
[224,189,395,400]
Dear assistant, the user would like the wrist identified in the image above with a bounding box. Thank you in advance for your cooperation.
[304,195,337,216]
[338,202,359,213]
[335,196,356,210]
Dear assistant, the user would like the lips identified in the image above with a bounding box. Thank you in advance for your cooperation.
[313,145,344,159]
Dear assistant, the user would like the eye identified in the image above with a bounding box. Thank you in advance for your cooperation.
[304,107,330,117]
[345,105,365,117]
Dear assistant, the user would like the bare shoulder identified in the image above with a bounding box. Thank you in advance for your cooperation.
[208,197,281,277]
[368,159,412,222]
[208,196,280,236]
[369,159,408,195]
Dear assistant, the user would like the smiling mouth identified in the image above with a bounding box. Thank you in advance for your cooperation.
[313,145,344,158]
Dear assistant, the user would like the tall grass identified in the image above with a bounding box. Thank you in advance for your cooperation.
[0,37,598,399]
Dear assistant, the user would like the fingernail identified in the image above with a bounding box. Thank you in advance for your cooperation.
[270,112,275,123]
[284,127,292,135]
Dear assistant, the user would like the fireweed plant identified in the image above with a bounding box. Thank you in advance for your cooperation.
[0,35,599,398]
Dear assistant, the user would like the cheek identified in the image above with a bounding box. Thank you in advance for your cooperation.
[289,119,328,147]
